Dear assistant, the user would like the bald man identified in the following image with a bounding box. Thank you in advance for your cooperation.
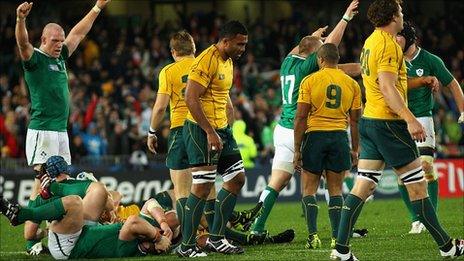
[15,0,111,255]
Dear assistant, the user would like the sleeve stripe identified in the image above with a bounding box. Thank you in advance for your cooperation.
[380,31,387,62]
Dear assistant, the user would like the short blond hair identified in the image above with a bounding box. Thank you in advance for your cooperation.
[169,30,195,56]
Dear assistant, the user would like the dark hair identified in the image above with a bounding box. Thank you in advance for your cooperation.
[367,0,402,27]
[317,43,340,64]
[169,30,195,56]
[398,20,417,50]
[219,20,248,39]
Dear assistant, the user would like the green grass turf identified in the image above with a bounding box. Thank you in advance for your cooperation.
[1,198,462,260]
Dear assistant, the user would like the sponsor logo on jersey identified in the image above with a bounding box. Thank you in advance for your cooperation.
[416,68,424,76]
[48,64,60,71]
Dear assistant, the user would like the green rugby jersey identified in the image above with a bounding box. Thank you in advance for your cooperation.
[278,52,318,129]
[407,48,453,117]
[23,46,70,131]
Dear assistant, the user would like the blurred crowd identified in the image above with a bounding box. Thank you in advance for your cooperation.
[1,1,463,164]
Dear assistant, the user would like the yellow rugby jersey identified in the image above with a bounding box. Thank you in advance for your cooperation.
[158,57,195,128]
[186,45,233,129]
[298,68,362,132]
[116,204,140,222]
[360,29,407,120]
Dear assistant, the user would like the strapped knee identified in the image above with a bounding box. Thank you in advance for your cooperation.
[357,169,382,185]
[399,166,425,185]
[217,154,244,183]
[192,170,216,184]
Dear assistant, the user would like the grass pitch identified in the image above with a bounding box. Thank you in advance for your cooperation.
[1,198,462,260]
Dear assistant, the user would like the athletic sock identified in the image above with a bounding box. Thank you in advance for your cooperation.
[427,180,439,212]
[251,186,278,232]
[176,198,187,228]
[18,198,66,223]
[336,194,364,254]
[181,193,205,247]
[225,227,248,244]
[210,189,237,241]
[411,198,451,248]
[204,199,215,230]
[302,195,318,235]
[398,184,418,222]
[328,195,343,238]
[229,210,239,223]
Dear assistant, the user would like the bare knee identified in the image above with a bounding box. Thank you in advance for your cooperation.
[24,222,40,240]
[88,182,108,197]
[192,183,214,199]
[406,180,428,200]
[351,179,376,201]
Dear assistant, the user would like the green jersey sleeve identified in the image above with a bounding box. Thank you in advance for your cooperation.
[23,50,39,71]
[61,45,69,60]
[429,53,453,87]
[300,52,319,75]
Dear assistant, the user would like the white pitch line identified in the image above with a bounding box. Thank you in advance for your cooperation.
[281,249,331,253]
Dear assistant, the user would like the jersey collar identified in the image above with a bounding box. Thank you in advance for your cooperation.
[410,47,421,62]
[290,54,305,60]
[34,47,52,58]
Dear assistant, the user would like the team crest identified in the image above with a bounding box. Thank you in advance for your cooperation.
[218,74,225,80]
[416,68,424,76]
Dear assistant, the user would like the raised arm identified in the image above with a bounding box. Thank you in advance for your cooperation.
[339,63,361,77]
[64,0,110,56]
[378,72,425,142]
[15,2,34,61]
[324,0,359,46]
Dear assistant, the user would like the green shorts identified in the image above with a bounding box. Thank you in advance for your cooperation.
[70,223,144,258]
[301,131,351,174]
[166,126,189,170]
[359,118,419,168]
[182,120,241,166]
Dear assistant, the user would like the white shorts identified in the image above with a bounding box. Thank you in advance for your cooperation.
[415,117,435,149]
[26,129,71,166]
[48,229,82,260]
[272,124,294,172]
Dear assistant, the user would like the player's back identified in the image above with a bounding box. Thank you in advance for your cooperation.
[279,53,318,129]
[361,29,407,120]
[158,57,195,129]
[299,68,361,132]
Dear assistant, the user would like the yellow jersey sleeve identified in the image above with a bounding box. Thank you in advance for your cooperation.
[377,40,401,74]
[188,49,219,88]
[351,80,362,110]
[157,67,171,95]
[298,76,312,104]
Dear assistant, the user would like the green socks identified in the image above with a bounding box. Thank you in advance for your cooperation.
[398,184,418,222]
[328,195,343,238]
[427,180,439,212]
[26,239,41,251]
[411,198,450,247]
[204,199,215,230]
[251,186,279,232]
[336,194,364,254]
[302,195,318,235]
[50,182,87,198]
[181,193,205,247]
[225,227,248,244]
[210,189,237,241]
[176,198,187,228]
[18,197,66,224]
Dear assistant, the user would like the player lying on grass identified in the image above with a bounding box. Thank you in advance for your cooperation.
[102,190,295,248]
[0,195,170,259]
